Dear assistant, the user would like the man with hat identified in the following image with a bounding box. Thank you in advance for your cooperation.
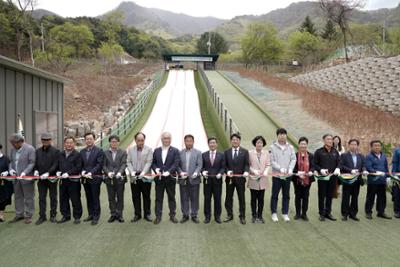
[33,133,60,225]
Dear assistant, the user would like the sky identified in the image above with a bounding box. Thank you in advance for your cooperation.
[36,0,400,19]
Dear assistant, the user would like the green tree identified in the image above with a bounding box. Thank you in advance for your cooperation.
[300,16,317,35]
[196,32,229,54]
[240,22,283,67]
[386,27,400,55]
[321,19,338,41]
[288,31,326,65]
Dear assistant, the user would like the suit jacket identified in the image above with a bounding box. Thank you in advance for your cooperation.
[340,151,365,185]
[177,148,203,185]
[224,147,249,183]
[103,149,127,184]
[127,145,153,175]
[202,150,225,185]
[9,143,36,180]
[80,145,104,184]
[248,149,270,190]
[152,146,180,182]
[59,149,82,180]
[35,145,59,175]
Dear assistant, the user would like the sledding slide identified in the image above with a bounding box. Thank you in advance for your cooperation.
[134,70,208,151]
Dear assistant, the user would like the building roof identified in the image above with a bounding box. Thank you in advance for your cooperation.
[163,54,219,62]
[0,55,70,83]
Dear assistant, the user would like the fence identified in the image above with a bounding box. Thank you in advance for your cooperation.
[95,71,164,149]
[198,68,240,140]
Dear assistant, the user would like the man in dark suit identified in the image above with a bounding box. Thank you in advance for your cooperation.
[80,132,104,225]
[224,133,249,225]
[152,132,180,224]
[339,139,367,221]
[57,136,83,224]
[103,135,127,223]
[202,137,225,224]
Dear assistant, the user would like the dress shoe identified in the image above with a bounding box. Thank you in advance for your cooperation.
[153,217,161,225]
[294,214,301,220]
[131,215,141,223]
[319,215,325,221]
[191,216,199,224]
[301,214,309,221]
[365,213,373,220]
[170,216,178,224]
[83,216,93,222]
[223,215,233,223]
[144,215,152,222]
[394,213,400,219]
[251,217,257,223]
[108,216,116,223]
[35,217,47,225]
[50,217,57,223]
[118,217,125,223]
[9,216,24,224]
[240,217,246,225]
[215,217,222,224]
[325,214,337,221]
[180,216,189,224]
[74,219,81,224]
[341,215,348,221]
[57,217,71,224]
[25,217,32,224]
[349,215,360,221]
[91,219,98,225]
[377,213,392,219]
[258,217,265,224]
[204,217,211,224]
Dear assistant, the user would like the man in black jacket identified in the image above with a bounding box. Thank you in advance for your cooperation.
[339,139,367,221]
[224,133,249,225]
[202,137,225,224]
[34,133,59,225]
[80,132,104,225]
[58,136,83,224]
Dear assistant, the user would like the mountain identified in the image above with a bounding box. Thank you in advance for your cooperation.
[31,8,60,19]
[102,1,227,39]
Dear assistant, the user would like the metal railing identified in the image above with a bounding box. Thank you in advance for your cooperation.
[199,68,240,140]
[96,71,164,149]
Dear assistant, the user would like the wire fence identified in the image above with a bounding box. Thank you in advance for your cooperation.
[199,68,240,140]
[95,71,164,149]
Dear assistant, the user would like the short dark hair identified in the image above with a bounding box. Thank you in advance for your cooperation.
[370,140,382,147]
[322,133,333,140]
[230,133,241,140]
[252,135,266,147]
[298,136,309,144]
[109,135,120,142]
[348,139,360,146]
[64,136,76,143]
[208,137,217,143]
[184,134,194,141]
[84,132,96,139]
[276,128,287,136]
[134,132,146,140]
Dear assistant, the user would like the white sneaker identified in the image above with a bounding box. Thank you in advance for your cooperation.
[271,213,279,222]
[282,214,290,222]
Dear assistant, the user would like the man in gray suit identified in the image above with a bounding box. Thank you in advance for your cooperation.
[127,132,153,222]
[8,133,36,224]
[178,134,203,224]
[103,135,127,223]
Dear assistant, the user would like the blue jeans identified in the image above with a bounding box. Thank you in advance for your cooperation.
[270,177,291,214]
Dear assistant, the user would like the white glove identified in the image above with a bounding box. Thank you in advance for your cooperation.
[227,170,233,177]
[20,172,26,177]
[263,167,270,176]
[192,172,198,179]
[81,171,86,176]
[41,172,49,180]
[202,171,208,177]
[162,171,170,177]
[320,169,329,176]
[288,169,293,175]
[61,173,69,179]
[180,172,188,178]
[333,168,341,176]
[351,169,358,175]
[280,168,287,174]
[253,170,260,176]
[9,169,16,176]
[308,171,313,176]
[386,177,391,185]
[362,171,369,176]
[116,172,122,179]
[139,172,145,178]
[243,171,249,178]
[56,171,62,177]
[216,173,222,179]
[108,172,115,178]
[125,168,131,177]
[34,170,40,177]
[155,168,161,175]
[376,171,385,176]
[297,171,305,176]
[86,172,92,178]
[1,171,8,177]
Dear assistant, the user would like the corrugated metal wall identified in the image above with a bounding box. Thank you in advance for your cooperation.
[0,65,64,155]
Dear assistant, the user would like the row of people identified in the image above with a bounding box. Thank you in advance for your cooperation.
[0,128,398,225]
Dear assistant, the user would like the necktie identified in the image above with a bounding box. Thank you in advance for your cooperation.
[234,149,238,160]
[210,151,215,166]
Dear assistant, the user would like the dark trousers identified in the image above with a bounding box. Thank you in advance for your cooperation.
[204,181,222,219]
[155,177,176,218]
[225,177,246,218]
[341,182,360,217]
[392,184,400,214]
[365,183,387,215]
[250,189,265,218]
[130,180,151,217]
[83,181,101,219]
[180,183,200,217]
[270,177,291,214]
[293,182,311,216]
[106,180,125,218]
[37,180,58,219]
[59,180,82,219]
[317,176,337,216]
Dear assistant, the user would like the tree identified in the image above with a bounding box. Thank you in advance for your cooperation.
[288,31,326,65]
[196,32,229,54]
[240,22,283,68]
[321,19,339,41]
[320,0,365,62]
[98,42,124,71]
[386,27,400,55]
[300,16,317,36]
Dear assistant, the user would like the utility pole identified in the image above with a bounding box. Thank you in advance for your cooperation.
[41,23,45,53]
